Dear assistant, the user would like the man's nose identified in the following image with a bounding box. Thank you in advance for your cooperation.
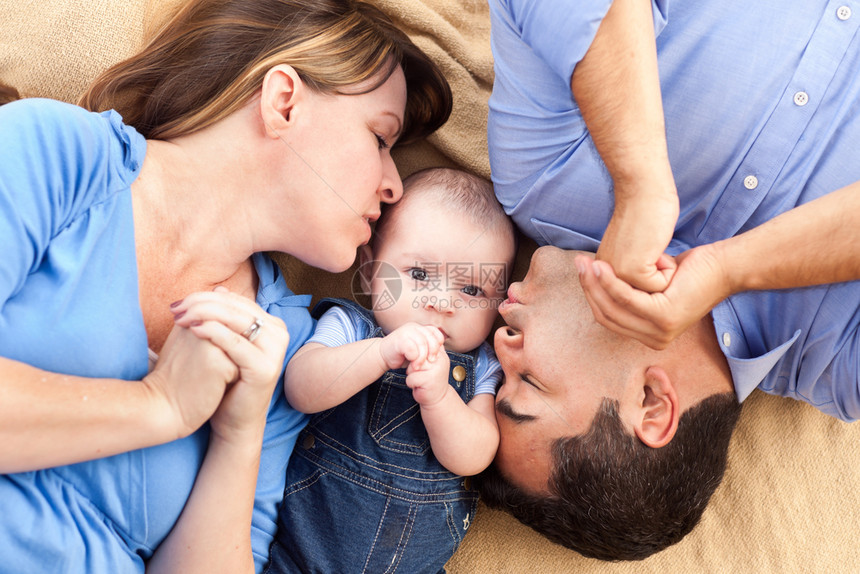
[492,326,522,396]
[494,325,523,355]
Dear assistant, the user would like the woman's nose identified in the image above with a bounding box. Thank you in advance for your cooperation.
[379,157,403,204]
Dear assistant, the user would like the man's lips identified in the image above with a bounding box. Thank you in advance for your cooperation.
[499,284,522,312]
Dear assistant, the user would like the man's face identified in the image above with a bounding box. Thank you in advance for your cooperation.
[493,247,626,493]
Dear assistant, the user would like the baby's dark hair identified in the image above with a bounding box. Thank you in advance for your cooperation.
[373,167,514,249]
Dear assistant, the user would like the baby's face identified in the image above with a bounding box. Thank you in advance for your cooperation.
[369,197,514,353]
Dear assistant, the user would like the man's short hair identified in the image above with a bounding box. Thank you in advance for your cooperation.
[479,392,742,561]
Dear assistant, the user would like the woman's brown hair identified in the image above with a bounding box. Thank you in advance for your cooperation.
[79,0,451,144]
[0,83,20,105]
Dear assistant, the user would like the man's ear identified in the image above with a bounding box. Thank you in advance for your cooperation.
[357,244,375,294]
[260,64,304,137]
[633,365,679,448]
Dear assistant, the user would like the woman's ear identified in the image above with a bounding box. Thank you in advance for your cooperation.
[260,64,304,137]
[633,365,679,448]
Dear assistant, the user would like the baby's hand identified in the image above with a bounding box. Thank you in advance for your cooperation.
[379,323,445,371]
[405,350,451,407]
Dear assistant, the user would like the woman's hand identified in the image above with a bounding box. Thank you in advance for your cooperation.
[143,322,238,440]
[171,287,289,442]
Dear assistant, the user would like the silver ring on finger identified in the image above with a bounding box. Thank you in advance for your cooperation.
[241,317,264,342]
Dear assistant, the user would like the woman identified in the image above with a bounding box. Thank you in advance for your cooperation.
[0,0,451,572]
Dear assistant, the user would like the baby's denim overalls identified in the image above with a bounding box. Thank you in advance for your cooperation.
[266,298,480,574]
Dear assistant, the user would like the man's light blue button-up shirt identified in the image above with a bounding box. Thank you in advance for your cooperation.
[488,0,860,420]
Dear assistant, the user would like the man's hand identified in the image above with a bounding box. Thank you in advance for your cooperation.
[577,244,731,349]
[597,184,679,293]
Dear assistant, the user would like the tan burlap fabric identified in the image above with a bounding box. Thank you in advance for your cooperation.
[3,1,859,571]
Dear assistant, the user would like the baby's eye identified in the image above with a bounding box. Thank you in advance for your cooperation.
[409,268,429,281]
[461,285,483,297]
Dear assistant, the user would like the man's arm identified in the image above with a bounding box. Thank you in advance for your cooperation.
[572,0,678,293]
[577,180,860,349]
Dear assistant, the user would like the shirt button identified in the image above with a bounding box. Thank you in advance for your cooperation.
[837,5,852,20]
[452,365,467,382]
[793,91,809,106]
[302,434,315,449]
[722,332,732,347]
[743,175,759,190]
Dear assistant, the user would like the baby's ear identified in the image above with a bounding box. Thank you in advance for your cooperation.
[357,244,374,294]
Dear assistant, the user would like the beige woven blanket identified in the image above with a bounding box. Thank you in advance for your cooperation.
[2,1,859,571]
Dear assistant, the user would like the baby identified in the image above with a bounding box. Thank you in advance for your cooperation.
[266,167,516,573]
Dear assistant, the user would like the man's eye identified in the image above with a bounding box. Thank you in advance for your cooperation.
[409,268,428,281]
[461,285,483,297]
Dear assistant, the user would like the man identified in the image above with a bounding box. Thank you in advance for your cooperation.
[481,0,860,560]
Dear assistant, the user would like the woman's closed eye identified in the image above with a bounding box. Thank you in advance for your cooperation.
[375,134,391,150]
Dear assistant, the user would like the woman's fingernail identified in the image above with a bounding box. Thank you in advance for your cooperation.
[173,311,186,321]
[189,320,204,327]
[592,261,602,278]
[170,299,183,308]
